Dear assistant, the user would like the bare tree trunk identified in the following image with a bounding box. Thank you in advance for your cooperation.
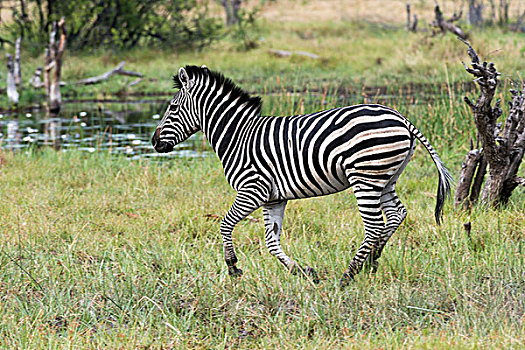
[499,0,510,25]
[455,39,525,207]
[468,0,484,26]
[406,3,418,32]
[14,37,22,86]
[411,14,418,32]
[455,147,482,208]
[6,54,19,105]
[221,0,242,26]
[44,17,66,117]
[406,3,411,31]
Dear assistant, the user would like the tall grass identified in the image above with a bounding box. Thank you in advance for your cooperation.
[0,145,523,348]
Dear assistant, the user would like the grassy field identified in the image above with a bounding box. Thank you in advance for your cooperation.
[0,149,523,348]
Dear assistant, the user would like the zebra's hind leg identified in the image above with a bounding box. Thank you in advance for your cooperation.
[221,190,264,277]
[366,187,407,273]
[340,183,384,287]
[263,201,319,284]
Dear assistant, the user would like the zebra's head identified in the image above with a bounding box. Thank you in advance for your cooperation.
[152,67,202,153]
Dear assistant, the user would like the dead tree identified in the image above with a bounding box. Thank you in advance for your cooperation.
[220,0,242,26]
[6,54,19,105]
[406,3,419,32]
[14,37,22,86]
[468,0,484,26]
[44,17,66,117]
[498,0,510,25]
[432,4,468,39]
[406,3,411,30]
[455,39,525,208]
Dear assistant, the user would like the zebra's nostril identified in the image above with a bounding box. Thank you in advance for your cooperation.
[152,128,162,147]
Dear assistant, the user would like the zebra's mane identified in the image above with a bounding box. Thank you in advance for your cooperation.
[173,65,262,115]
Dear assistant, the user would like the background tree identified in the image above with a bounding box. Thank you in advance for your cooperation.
[4,0,222,51]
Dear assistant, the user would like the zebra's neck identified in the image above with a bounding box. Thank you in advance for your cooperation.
[198,81,262,161]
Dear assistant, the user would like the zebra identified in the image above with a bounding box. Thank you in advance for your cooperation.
[152,65,453,286]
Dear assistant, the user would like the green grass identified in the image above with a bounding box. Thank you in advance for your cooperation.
[0,149,523,348]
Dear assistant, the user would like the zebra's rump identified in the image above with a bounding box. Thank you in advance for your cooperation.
[247,105,414,200]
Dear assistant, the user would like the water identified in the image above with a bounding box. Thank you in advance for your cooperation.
[0,99,210,159]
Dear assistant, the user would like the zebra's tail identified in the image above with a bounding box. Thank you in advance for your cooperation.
[404,121,454,225]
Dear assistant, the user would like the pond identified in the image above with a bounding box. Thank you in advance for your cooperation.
[0,96,210,159]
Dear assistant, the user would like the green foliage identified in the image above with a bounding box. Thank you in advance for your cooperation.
[229,5,261,51]
[5,0,223,51]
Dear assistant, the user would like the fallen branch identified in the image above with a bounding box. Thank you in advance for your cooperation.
[432,4,468,39]
[128,78,142,87]
[268,49,319,59]
[75,61,144,85]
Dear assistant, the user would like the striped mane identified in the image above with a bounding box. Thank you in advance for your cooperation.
[173,65,263,115]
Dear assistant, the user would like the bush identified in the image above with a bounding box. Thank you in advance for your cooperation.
[5,0,222,51]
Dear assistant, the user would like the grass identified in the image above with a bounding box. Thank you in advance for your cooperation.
[0,148,523,348]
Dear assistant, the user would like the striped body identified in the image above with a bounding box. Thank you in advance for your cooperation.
[152,66,452,285]
[222,105,413,200]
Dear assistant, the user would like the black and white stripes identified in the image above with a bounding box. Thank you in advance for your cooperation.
[152,66,453,285]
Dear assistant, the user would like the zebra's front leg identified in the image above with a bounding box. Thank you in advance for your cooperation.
[341,187,384,287]
[263,201,319,284]
[221,191,263,277]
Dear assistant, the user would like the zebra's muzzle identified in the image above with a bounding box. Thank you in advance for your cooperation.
[152,128,174,153]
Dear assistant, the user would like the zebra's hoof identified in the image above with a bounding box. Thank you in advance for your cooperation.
[304,266,320,284]
[365,258,379,274]
[370,260,379,274]
[228,266,243,277]
[291,265,320,284]
[339,272,354,288]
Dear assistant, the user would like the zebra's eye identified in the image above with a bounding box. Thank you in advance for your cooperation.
[168,104,178,112]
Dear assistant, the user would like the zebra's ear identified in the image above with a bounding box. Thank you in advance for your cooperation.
[178,67,192,89]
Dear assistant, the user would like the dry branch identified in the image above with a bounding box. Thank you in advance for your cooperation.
[432,4,468,39]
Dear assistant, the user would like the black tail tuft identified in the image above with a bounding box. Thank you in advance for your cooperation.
[435,164,454,225]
